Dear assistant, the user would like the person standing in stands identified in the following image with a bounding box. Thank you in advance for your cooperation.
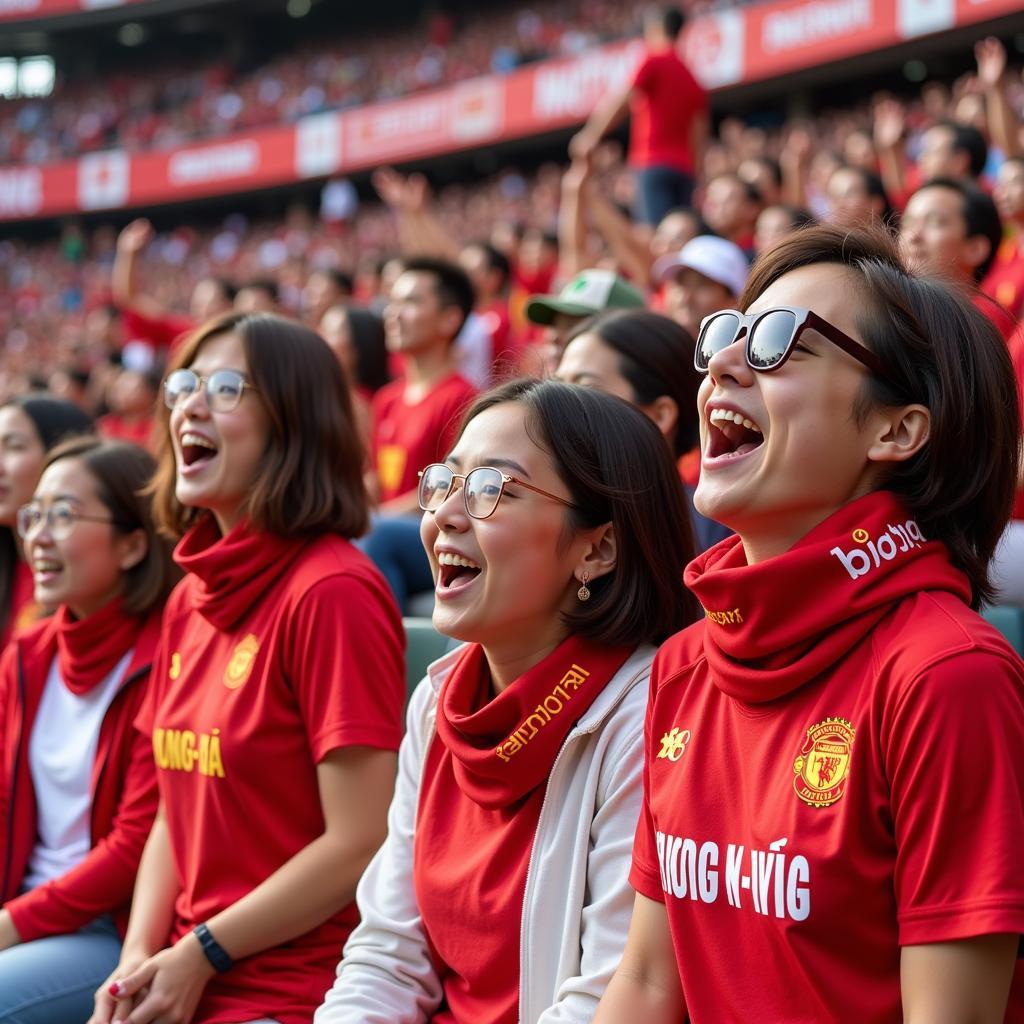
[0,397,93,647]
[596,224,1024,1022]
[0,437,176,1023]
[317,378,700,1023]
[571,7,708,226]
[89,312,405,1024]
[362,257,478,611]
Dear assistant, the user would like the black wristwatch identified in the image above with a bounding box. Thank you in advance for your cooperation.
[193,922,233,973]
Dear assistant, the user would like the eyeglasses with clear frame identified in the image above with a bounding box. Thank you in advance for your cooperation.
[17,501,121,541]
[695,305,889,379]
[163,368,258,413]
[417,463,577,520]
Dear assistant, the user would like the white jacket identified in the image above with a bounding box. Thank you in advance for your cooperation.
[315,643,654,1024]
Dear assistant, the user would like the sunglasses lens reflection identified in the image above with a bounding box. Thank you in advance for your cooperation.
[697,314,742,368]
[748,309,797,369]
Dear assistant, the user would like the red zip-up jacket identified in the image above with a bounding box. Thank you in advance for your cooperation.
[0,610,161,941]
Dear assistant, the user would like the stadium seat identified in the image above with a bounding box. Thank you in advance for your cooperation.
[403,616,452,698]
[981,605,1024,656]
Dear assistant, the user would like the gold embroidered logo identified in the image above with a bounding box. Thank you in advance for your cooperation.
[223,634,259,690]
[169,652,182,680]
[704,607,743,626]
[852,528,869,543]
[793,717,855,807]
[657,727,691,762]
[495,663,590,762]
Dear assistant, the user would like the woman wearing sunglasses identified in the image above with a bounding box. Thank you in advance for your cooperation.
[316,378,700,1024]
[0,437,176,1023]
[596,224,1024,1022]
[89,312,405,1024]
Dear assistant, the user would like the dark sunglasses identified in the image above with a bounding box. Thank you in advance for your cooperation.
[695,306,888,378]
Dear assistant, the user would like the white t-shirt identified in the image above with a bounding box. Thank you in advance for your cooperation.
[22,649,133,891]
[453,312,493,390]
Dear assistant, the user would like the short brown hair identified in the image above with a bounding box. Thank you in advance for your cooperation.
[461,378,701,646]
[740,223,1021,607]
[44,436,180,617]
[150,312,368,539]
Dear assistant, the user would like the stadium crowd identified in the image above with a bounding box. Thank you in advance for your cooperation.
[0,4,1023,1023]
[3,0,644,164]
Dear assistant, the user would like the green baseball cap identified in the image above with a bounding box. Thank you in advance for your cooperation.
[525,269,646,326]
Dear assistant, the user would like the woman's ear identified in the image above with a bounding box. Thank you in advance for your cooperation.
[116,528,148,573]
[867,403,930,464]
[642,395,680,445]
[575,522,617,583]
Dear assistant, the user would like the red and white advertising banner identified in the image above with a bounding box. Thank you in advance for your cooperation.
[1,0,1021,221]
[0,0,146,21]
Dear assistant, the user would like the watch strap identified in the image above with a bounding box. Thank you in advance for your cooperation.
[193,922,233,973]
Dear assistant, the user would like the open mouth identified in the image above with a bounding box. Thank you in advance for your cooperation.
[436,551,482,593]
[706,407,764,461]
[33,557,63,583]
[180,431,218,469]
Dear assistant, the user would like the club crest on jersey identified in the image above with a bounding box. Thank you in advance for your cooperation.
[829,520,924,581]
[657,727,691,762]
[793,717,855,807]
[224,634,259,690]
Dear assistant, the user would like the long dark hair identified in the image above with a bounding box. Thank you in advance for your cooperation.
[565,309,701,456]
[462,378,701,645]
[340,307,391,393]
[0,395,93,634]
[740,223,1020,607]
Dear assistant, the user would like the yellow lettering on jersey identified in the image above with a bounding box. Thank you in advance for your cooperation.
[153,727,226,778]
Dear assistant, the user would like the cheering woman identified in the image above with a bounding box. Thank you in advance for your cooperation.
[0,397,93,646]
[317,378,699,1023]
[90,312,405,1024]
[0,437,175,1023]
[596,224,1024,1022]
[556,308,731,552]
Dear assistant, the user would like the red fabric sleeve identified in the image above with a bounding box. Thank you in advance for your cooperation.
[284,572,405,761]
[885,649,1024,945]
[121,308,194,352]
[5,702,159,941]
[631,54,654,94]
[629,662,668,902]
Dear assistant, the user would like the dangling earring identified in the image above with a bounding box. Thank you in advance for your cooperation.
[577,572,591,602]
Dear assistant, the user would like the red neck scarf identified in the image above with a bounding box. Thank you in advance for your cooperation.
[435,635,633,808]
[55,598,145,696]
[174,515,306,630]
[685,491,972,704]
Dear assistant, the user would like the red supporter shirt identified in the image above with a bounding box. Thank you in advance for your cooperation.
[121,308,195,354]
[97,414,155,450]
[975,291,1019,342]
[631,493,1024,1022]
[629,50,707,175]
[983,234,1024,323]
[371,373,477,503]
[2,560,40,649]
[138,517,405,1024]
[1009,323,1024,520]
